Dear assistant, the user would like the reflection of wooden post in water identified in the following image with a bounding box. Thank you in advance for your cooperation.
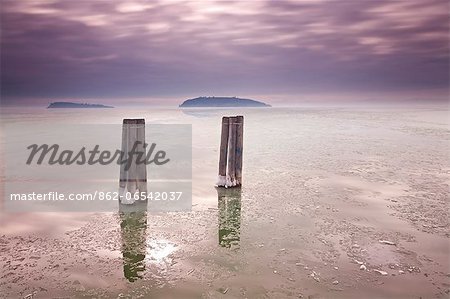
[120,119,147,199]
[217,116,244,187]
[119,209,147,282]
[217,187,242,249]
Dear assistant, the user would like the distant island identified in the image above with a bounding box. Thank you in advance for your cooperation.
[47,102,114,108]
[179,96,271,108]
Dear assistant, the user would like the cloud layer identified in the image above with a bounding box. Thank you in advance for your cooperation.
[1,0,448,104]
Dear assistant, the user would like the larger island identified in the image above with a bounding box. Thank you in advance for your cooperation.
[47,102,113,108]
[179,96,271,108]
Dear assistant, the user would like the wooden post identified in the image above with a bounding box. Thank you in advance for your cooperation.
[217,117,229,186]
[120,119,147,201]
[217,115,244,188]
[226,116,237,187]
[136,119,147,193]
[235,116,243,186]
[119,120,129,189]
[127,119,138,193]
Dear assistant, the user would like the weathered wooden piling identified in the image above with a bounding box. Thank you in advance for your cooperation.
[135,119,147,193]
[217,115,244,188]
[217,117,230,186]
[226,116,237,186]
[120,119,147,199]
[119,120,130,190]
[235,116,244,185]
[126,119,138,193]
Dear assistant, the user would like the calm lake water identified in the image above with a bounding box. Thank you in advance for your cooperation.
[0,105,449,298]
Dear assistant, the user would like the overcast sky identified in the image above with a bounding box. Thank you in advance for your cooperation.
[1,0,448,106]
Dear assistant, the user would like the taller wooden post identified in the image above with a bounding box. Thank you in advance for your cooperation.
[217,115,244,188]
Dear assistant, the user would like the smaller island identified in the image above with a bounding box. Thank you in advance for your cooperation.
[47,102,114,108]
[179,96,271,108]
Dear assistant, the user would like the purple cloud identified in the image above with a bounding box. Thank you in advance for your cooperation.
[1,0,448,105]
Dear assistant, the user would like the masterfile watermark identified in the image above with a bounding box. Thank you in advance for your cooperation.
[10,191,184,201]
[3,123,192,212]
[26,142,170,171]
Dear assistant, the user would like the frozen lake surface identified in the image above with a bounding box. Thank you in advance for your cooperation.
[0,105,449,298]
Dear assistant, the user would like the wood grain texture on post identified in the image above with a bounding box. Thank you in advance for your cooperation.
[217,116,229,186]
[226,116,238,187]
[135,119,147,193]
[119,119,130,189]
[235,116,244,186]
[120,118,147,201]
[126,119,138,193]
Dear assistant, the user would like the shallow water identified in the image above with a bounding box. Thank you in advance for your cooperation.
[0,106,449,298]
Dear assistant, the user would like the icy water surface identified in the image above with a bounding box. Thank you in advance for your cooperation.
[0,106,449,298]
